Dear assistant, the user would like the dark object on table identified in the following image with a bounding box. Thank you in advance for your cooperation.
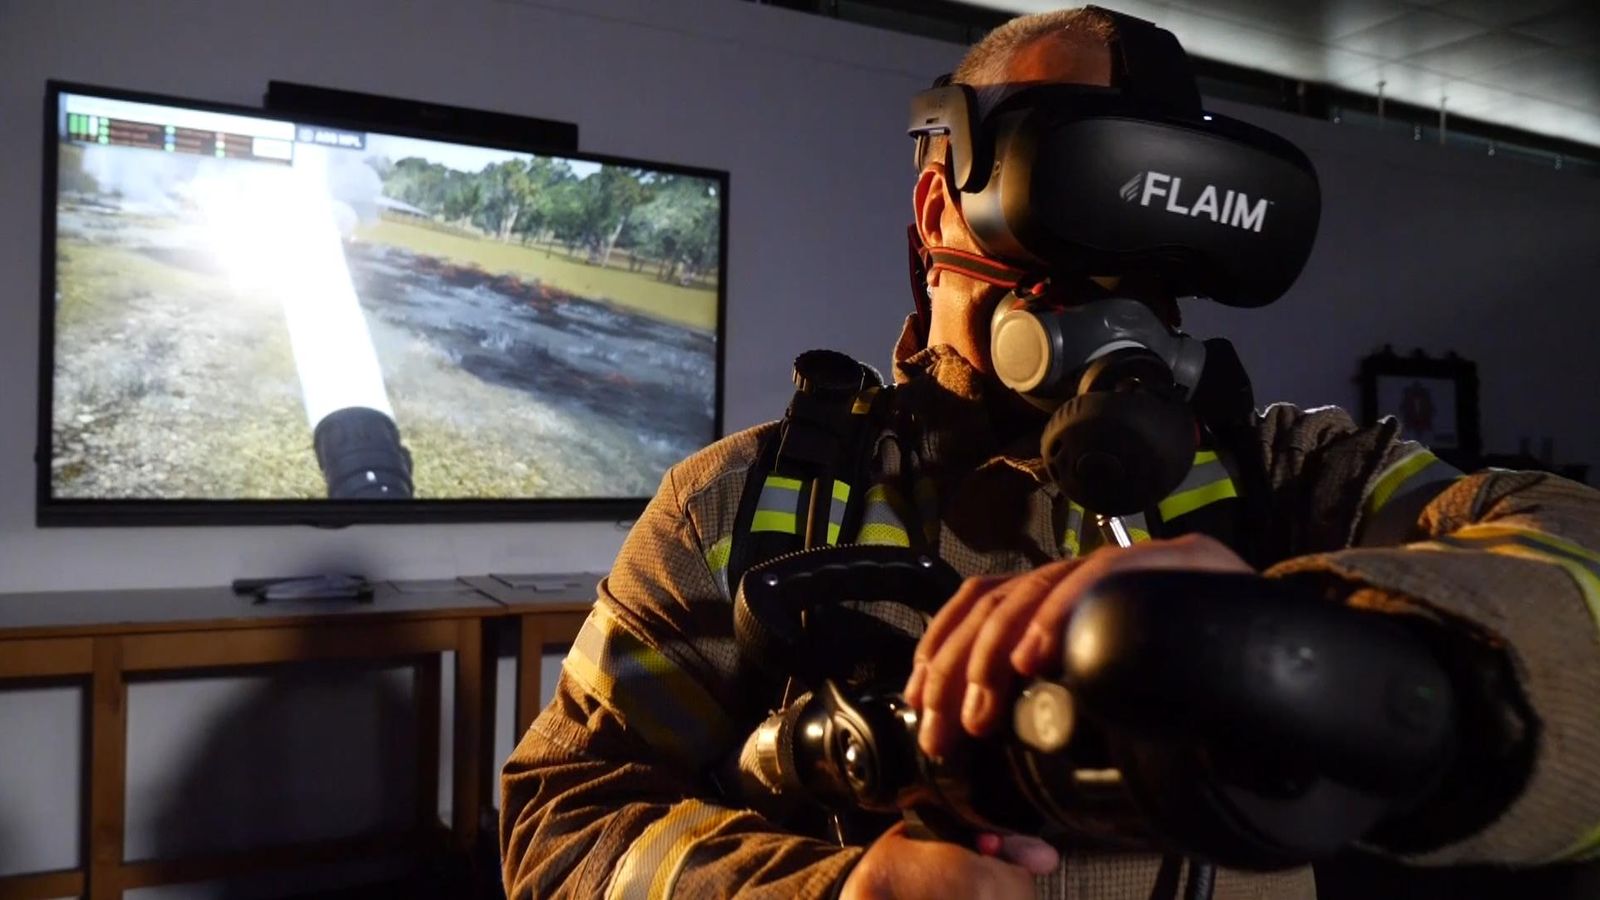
[230,574,374,604]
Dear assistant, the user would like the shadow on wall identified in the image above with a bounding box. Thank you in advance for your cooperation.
[135,661,422,898]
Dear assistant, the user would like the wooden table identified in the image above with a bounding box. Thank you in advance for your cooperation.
[460,575,595,741]
[0,579,527,900]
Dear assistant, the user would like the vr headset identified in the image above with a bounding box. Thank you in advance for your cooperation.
[907,6,1321,309]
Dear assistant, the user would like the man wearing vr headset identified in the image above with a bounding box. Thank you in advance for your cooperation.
[503,6,1600,900]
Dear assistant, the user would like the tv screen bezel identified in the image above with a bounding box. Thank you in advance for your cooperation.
[37,80,729,528]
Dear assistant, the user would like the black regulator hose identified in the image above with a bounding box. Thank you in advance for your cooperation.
[1183,860,1216,900]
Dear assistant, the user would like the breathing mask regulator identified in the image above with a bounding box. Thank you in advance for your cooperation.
[906,6,1322,516]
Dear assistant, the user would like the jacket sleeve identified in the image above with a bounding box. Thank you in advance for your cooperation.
[499,435,862,900]
[1258,404,1600,866]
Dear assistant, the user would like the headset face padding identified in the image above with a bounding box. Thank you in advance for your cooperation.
[955,90,1321,308]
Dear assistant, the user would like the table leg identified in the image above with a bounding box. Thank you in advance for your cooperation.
[88,637,126,900]
[478,619,499,820]
[516,615,546,741]
[414,655,442,832]
[451,620,483,852]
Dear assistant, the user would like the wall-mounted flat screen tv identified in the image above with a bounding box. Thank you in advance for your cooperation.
[39,82,726,526]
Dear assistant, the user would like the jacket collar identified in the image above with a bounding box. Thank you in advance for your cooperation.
[889,323,1053,487]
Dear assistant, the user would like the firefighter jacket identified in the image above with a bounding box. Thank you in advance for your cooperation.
[502,339,1600,900]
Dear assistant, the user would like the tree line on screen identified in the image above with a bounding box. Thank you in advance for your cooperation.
[377,156,720,281]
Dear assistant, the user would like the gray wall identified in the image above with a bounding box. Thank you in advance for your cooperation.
[2,0,1597,892]
[1189,98,1600,475]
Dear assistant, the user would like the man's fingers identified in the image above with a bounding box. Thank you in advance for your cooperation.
[1014,536,1251,676]
[961,561,1080,736]
[918,588,1002,758]
[928,563,1075,752]
[919,574,1009,656]
[921,563,1072,754]
[906,574,1006,707]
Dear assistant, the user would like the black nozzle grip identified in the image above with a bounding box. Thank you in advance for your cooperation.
[1063,570,1455,794]
[733,545,963,684]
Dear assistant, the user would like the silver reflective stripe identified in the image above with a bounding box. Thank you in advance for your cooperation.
[607,799,742,900]
[1358,447,1463,542]
[750,475,802,534]
[825,480,850,545]
[564,606,733,769]
[750,477,849,543]
[1361,446,1462,522]
[1155,450,1238,522]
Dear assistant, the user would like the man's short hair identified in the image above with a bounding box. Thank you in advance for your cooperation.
[917,6,1118,171]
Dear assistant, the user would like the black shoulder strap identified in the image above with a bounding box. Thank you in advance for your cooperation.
[726,351,892,601]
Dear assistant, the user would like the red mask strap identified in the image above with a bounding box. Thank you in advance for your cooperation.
[927,247,1031,290]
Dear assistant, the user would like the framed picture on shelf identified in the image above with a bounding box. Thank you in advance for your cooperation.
[1358,346,1482,465]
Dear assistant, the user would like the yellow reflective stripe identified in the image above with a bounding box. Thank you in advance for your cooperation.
[751,475,802,535]
[1157,477,1238,521]
[1569,838,1600,863]
[750,509,796,534]
[703,534,732,598]
[1150,450,1236,523]
[750,477,848,540]
[1422,525,1600,621]
[850,386,880,415]
[857,522,911,546]
[703,534,731,574]
[607,800,741,900]
[1460,543,1600,612]
[1558,792,1600,859]
[1063,502,1084,557]
[1363,447,1439,519]
[858,483,912,547]
[563,606,733,768]
[1452,523,1600,567]
[754,478,801,510]
[1118,511,1152,544]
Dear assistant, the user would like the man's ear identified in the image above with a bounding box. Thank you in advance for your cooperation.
[913,163,950,251]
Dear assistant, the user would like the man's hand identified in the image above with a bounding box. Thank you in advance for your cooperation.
[840,822,1051,900]
[904,533,1251,759]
